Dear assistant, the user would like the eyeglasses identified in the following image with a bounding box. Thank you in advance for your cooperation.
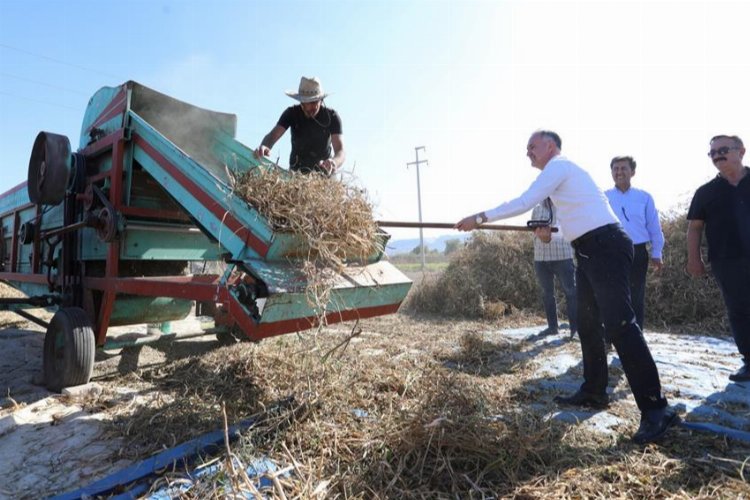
[707,146,740,158]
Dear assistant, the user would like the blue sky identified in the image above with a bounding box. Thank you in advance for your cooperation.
[1,0,749,241]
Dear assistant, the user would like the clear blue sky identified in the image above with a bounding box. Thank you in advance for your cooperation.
[1,0,748,241]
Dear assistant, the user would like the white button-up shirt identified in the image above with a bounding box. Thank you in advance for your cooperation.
[485,155,619,242]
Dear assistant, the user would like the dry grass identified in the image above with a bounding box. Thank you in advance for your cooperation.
[0,281,26,327]
[405,209,728,333]
[233,166,382,314]
[85,315,750,498]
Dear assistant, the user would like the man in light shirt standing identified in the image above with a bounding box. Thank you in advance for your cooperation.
[530,199,577,338]
[455,130,677,445]
[605,156,664,329]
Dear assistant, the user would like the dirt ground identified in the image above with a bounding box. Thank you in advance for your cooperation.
[1,311,749,498]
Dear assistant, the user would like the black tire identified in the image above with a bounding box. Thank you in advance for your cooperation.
[43,307,95,392]
[27,131,71,206]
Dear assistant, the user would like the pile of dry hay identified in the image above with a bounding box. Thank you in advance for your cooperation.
[405,230,538,320]
[233,166,382,313]
[85,315,749,498]
[406,208,727,333]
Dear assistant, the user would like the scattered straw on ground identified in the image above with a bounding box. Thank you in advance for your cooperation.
[79,314,750,498]
[0,281,26,327]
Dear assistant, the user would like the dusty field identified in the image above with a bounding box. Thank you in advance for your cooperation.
[1,310,749,498]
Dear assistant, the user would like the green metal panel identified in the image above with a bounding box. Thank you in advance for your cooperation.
[239,259,412,324]
[109,295,192,326]
[121,225,223,260]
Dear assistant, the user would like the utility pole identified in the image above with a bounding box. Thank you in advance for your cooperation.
[407,146,428,271]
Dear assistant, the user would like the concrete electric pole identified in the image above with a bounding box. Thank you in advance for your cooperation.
[407,146,428,271]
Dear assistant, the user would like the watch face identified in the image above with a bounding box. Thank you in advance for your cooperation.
[475,215,483,224]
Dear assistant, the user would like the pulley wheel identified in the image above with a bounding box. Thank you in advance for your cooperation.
[27,131,72,206]
[95,205,119,243]
[19,221,35,245]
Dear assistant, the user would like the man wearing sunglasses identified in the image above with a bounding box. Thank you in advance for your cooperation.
[455,130,677,445]
[687,135,750,382]
[605,156,665,331]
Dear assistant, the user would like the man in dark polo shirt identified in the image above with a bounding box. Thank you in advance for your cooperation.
[455,130,678,445]
[254,76,345,176]
[687,134,750,382]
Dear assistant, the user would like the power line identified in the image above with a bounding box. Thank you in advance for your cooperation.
[0,90,79,111]
[0,43,123,80]
[0,72,89,95]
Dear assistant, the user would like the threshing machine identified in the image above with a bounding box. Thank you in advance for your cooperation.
[0,81,411,391]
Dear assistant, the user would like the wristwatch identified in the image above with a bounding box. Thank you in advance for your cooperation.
[475,213,486,225]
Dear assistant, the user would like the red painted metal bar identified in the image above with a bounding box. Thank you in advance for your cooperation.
[133,134,270,258]
[79,128,126,158]
[0,200,34,220]
[376,220,559,232]
[86,87,127,133]
[83,275,223,300]
[94,136,126,343]
[0,272,49,284]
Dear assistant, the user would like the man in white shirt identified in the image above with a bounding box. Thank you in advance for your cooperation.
[605,156,664,329]
[530,199,577,338]
[455,130,677,445]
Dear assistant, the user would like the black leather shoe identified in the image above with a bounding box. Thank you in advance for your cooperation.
[554,390,609,409]
[632,407,679,445]
[538,327,559,337]
[729,364,750,382]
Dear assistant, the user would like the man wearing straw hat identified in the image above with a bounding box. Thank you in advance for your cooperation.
[254,76,345,176]
[455,130,678,445]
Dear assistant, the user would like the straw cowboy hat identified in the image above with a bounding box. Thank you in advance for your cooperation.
[285,76,329,103]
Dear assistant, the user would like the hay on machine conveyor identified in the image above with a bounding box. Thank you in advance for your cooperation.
[0,81,411,392]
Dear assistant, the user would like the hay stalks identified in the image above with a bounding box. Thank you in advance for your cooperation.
[233,166,383,319]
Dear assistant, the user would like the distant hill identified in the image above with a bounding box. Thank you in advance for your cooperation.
[385,233,471,256]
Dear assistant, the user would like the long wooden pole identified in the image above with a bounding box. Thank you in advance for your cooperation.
[376,220,558,232]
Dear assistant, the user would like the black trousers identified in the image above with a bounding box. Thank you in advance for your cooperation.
[711,257,750,364]
[572,225,667,412]
[629,243,649,329]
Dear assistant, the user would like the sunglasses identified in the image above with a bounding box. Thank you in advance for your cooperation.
[707,146,740,158]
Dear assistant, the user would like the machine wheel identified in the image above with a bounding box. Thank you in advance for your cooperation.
[43,307,95,392]
[27,131,72,205]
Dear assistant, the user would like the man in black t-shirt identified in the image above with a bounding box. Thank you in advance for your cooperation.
[687,134,750,382]
[254,76,345,176]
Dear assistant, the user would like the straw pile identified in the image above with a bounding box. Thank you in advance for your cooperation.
[405,230,538,319]
[644,210,727,332]
[233,167,382,314]
[406,209,727,332]
[89,315,750,498]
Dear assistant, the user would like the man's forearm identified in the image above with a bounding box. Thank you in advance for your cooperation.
[261,132,276,149]
[686,225,702,262]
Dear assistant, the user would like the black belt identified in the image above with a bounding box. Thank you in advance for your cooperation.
[572,223,620,248]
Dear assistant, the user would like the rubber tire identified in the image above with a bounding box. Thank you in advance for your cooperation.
[43,307,95,392]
